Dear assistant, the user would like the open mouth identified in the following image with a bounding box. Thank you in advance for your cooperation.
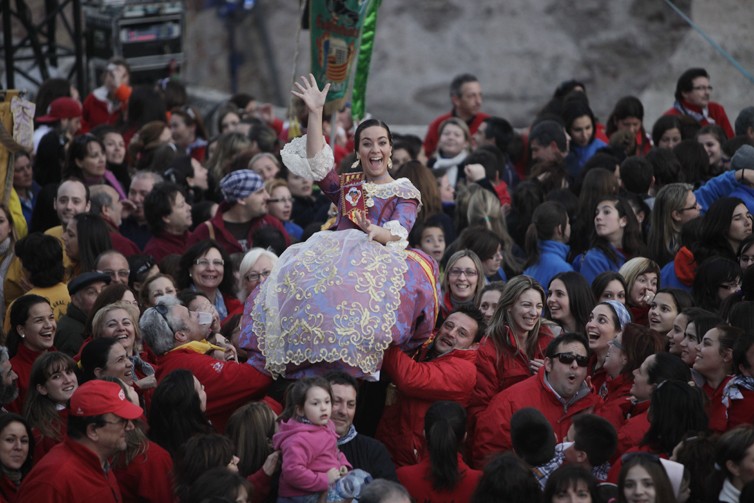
[587,331,601,343]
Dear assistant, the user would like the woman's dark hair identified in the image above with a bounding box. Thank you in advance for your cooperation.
[646,352,692,385]
[143,182,186,234]
[547,272,595,335]
[692,257,741,314]
[563,100,597,147]
[712,425,754,500]
[729,301,754,336]
[655,288,694,318]
[184,467,251,503]
[470,452,543,503]
[673,139,711,184]
[354,118,392,151]
[6,295,52,357]
[393,160,442,222]
[79,337,119,383]
[0,413,35,474]
[158,78,188,111]
[617,454,678,503]
[591,196,646,265]
[641,380,708,455]
[148,369,212,456]
[524,201,568,268]
[672,433,716,503]
[646,148,682,188]
[171,106,208,142]
[62,134,105,180]
[226,402,276,477]
[606,96,645,136]
[695,197,749,262]
[176,240,235,295]
[509,180,546,246]
[619,324,665,379]
[14,233,64,287]
[71,213,112,273]
[651,115,684,148]
[25,352,77,441]
[424,401,467,491]
[591,271,627,302]
[174,433,236,501]
[126,86,167,131]
[675,68,710,101]
[543,465,599,503]
[685,311,723,346]
[456,226,503,263]
[34,78,73,120]
[571,168,620,257]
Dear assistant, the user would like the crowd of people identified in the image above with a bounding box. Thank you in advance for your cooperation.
[1,57,754,503]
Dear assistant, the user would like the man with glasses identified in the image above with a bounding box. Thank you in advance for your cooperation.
[18,380,142,501]
[95,250,131,286]
[188,169,290,254]
[663,67,734,139]
[140,296,272,432]
[473,332,599,468]
[143,182,193,262]
[55,271,111,356]
[375,305,486,467]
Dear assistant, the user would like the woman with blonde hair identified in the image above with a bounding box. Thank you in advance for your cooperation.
[619,257,660,326]
[205,132,252,185]
[466,187,524,277]
[648,183,698,266]
[440,250,485,324]
[470,275,552,421]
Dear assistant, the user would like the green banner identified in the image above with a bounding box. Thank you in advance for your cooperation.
[351,0,381,121]
[310,0,372,115]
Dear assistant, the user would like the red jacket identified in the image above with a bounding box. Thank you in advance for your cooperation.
[663,101,734,139]
[155,348,272,432]
[114,440,176,503]
[17,437,122,502]
[469,326,553,420]
[614,401,650,459]
[143,231,190,263]
[594,373,634,429]
[704,376,732,433]
[727,385,754,430]
[7,345,51,414]
[376,345,477,467]
[81,84,131,132]
[423,111,490,158]
[397,454,482,503]
[472,367,599,468]
[187,202,291,255]
[0,474,18,503]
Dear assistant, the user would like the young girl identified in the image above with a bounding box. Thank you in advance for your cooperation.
[274,377,368,503]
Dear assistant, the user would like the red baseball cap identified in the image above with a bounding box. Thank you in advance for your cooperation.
[36,97,83,124]
[70,380,143,420]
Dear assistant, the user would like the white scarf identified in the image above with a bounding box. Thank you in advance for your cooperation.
[432,151,468,187]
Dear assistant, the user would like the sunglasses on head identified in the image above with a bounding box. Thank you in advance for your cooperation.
[552,352,589,367]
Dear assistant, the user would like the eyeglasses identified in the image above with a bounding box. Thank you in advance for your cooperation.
[102,417,131,428]
[268,197,293,204]
[154,303,173,331]
[194,258,224,268]
[552,352,589,367]
[448,268,479,278]
[245,270,272,282]
[679,201,699,212]
[692,85,713,92]
[98,269,130,280]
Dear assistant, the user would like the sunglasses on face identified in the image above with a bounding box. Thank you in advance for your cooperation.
[552,352,589,367]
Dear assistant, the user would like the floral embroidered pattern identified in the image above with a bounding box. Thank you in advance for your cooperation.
[364,178,421,208]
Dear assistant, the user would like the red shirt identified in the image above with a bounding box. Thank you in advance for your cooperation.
[114,440,176,503]
[423,111,490,158]
[143,231,190,263]
[397,455,482,503]
[155,348,272,432]
[18,437,122,502]
[7,345,51,414]
[704,376,733,433]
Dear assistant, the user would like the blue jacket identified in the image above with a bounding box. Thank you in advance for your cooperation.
[695,170,738,212]
[660,261,692,293]
[523,240,573,289]
[565,138,608,178]
[579,246,626,284]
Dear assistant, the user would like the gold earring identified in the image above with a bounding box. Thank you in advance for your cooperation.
[351,155,360,169]
[387,158,393,170]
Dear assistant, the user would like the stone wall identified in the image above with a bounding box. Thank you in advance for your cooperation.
[183,0,753,131]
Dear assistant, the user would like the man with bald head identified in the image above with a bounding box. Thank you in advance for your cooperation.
[90,184,140,256]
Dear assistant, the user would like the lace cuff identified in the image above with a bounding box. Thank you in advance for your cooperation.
[280,135,334,182]
[384,220,409,251]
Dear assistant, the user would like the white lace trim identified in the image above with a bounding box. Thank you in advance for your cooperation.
[280,135,333,182]
[384,220,409,251]
[364,178,422,208]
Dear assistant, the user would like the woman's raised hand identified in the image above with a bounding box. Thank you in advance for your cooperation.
[292,74,330,114]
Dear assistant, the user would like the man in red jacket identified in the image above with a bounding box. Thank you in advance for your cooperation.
[663,67,734,139]
[18,380,143,502]
[423,73,490,158]
[473,332,599,468]
[376,304,486,467]
[139,296,272,431]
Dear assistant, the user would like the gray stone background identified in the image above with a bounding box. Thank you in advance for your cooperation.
[183,0,754,134]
